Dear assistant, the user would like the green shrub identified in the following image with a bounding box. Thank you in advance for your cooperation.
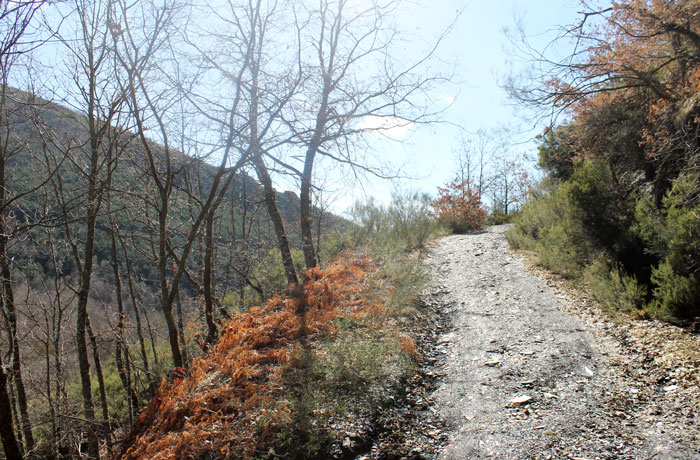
[647,261,698,319]
[509,159,644,278]
[488,207,518,226]
[583,257,646,314]
[380,252,428,318]
[349,190,439,253]
[348,197,387,246]
[387,191,437,250]
[507,177,593,277]
[635,173,700,318]
[561,160,640,262]
[511,162,700,320]
[318,233,354,267]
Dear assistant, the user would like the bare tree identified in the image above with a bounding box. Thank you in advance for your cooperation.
[44,1,131,456]
[112,0,273,361]
[0,1,48,457]
[453,129,495,201]
[181,0,305,317]
[238,0,303,290]
[290,0,452,271]
[490,152,532,217]
[30,218,77,457]
[110,0,190,369]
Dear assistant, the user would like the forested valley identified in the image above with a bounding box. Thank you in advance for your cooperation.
[1,0,700,459]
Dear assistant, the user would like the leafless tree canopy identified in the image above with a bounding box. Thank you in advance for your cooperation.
[0,0,453,458]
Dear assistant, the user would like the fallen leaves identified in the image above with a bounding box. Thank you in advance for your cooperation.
[117,254,389,460]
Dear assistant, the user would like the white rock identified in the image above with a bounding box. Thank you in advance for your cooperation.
[509,395,533,406]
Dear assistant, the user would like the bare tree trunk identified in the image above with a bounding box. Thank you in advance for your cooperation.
[77,303,98,458]
[44,333,56,457]
[116,227,154,396]
[315,191,324,264]
[300,139,321,272]
[0,352,22,460]
[252,155,299,287]
[7,383,22,449]
[157,200,184,368]
[299,61,332,273]
[248,27,299,286]
[203,211,218,343]
[86,315,112,451]
[0,2,46,454]
[0,95,34,453]
[47,229,68,457]
[175,289,188,367]
[109,215,139,419]
[143,309,159,368]
[74,137,104,460]
[0,238,34,454]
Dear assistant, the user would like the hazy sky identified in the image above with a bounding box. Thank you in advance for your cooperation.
[328,0,582,213]
[35,0,584,214]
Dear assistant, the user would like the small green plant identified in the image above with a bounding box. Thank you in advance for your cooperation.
[380,254,428,317]
[244,247,307,305]
[583,257,647,314]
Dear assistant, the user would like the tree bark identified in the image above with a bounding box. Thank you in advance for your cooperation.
[86,315,111,450]
[0,112,34,453]
[300,159,318,272]
[116,226,154,397]
[299,77,330,273]
[0,237,34,454]
[109,218,138,421]
[158,198,184,369]
[175,289,188,367]
[252,154,299,287]
[203,211,218,344]
[74,116,104,460]
[0,353,22,460]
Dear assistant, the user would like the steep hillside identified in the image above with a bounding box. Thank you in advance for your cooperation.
[5,90,350,300]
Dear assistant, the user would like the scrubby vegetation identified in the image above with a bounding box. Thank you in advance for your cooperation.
[431,178,488,233]
[350,190,440,251]
[507,1,700,321]
[116,192,437,459]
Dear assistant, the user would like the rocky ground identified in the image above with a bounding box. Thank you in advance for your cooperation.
[346,225,700,460]
[417,225,700,460]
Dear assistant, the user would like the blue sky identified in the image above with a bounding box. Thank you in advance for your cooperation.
[327,0,582,213]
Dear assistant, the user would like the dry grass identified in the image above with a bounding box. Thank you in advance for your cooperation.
[116,253,415,460]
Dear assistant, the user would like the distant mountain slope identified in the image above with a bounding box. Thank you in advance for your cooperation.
[4,90,351,301]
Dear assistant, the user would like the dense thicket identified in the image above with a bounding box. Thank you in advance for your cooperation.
[509,0,700,320]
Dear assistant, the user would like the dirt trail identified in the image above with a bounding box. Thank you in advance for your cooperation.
[425,225,698,460]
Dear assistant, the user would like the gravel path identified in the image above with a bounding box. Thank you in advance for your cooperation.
[425,225,699,460]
